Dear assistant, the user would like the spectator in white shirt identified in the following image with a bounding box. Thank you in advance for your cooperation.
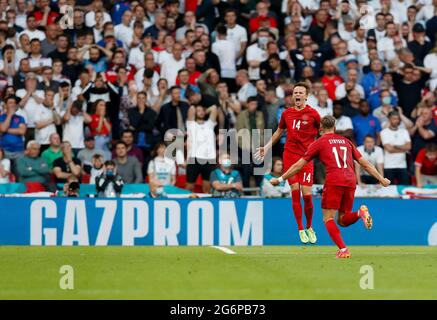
[355,135,385,185]
[128,34,156,70]
[314,88,333,118]
[246,28,270,81]
[160,42,185,87]
[34,88,62,152]
[16,72,45,142]
[14,0,28,30]
[89,154,105,185]
[115,10,134,50]
[424,45,437,91]
[63,100,92,152]
[348,24,369,66]
[18,14,46,42]
[85,0,112,27]
[224,9,248,66]
[0,147,11,184]
[212,24,237,85]
[377,21,407,62]
[186,104,218,193]
[92,11,105,43]
[147,142,176,198]
[0,45,19,83]
[28,38,52,75]
[381,111,412,185]
[236,69,257,105]
[338,16,356,41]
[335,68,365,100]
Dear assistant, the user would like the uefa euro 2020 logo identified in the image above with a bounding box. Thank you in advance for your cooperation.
[59,5,74,30]
[359,5,376,31]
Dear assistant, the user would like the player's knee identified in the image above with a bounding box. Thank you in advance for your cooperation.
[323,213,336,223]
[337,216,346,227]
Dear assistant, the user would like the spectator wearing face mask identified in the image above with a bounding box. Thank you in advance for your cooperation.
[210,153,243,198]
[147,142,176,198]
[246,28,270,81]
[96,160,124,198]
[373,90,414,130]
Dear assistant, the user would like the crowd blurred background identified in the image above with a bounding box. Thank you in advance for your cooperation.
[0,0,436,198]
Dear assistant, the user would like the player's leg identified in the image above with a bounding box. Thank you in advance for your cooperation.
[337,187,372,229]
[283,153,307,243]
[321,185,350,258]
[323,209,351,258]
[290,182,309,243]
[299,161,315,243]
[301,185,316,244]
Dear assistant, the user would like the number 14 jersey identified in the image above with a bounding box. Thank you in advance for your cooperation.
[278,105,321,157]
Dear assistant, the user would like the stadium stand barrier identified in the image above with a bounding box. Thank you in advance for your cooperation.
[0,197,435,246]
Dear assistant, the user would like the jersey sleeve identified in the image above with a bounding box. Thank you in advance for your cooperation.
[278,111,287,129]
[415,149,425,167]
[303,139,320,162]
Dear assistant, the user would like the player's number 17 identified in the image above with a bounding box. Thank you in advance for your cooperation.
[332,146,348,168]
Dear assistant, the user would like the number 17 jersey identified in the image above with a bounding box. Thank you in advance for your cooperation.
[303,133,363,188]
[278,106,321,157]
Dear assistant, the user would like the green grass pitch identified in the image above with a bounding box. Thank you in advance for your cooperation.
[0,246,436,299]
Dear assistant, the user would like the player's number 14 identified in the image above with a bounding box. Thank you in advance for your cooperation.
[332,146,348,168]
[292,119,301,130]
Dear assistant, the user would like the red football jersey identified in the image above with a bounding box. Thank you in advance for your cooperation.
[321,75,344,100]
[415,148,437,175]
[278,105,321,157]
[303,133,363,187]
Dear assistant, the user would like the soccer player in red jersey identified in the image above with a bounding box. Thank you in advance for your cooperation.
[270,116,391,258]
[255,82,321,244]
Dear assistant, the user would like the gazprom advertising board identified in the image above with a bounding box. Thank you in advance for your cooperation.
[0,198,435,246]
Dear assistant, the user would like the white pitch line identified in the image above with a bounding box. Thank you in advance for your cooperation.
[210,246,237,255]
[236,252,431,256]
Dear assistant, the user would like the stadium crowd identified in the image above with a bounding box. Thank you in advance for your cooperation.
[0,0,437,198]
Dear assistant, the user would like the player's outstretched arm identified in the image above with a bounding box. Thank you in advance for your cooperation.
[358,157,391,187]
[254,127,284,160]
[270,158,308,186]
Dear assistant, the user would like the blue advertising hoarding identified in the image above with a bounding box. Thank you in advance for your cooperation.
[0,198,435,246]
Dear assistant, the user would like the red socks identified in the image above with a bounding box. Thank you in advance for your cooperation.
[325,219,346,249]
[291,190,304,230]
[340,211,359,227]
[302,194,313,229]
